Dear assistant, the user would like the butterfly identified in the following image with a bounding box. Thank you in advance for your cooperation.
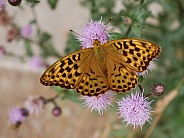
[40,38,161,97]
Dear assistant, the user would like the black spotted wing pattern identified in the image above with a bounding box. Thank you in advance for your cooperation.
[106,54,138,93]
[104,38,161,72]
[76,57,109,96]
[40,48,93,89]
[40,38,161,97]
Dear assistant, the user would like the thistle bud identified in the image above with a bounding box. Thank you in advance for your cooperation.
[151,84,165,98]
[52,107,62,117]
[20,108,29,117]
[124,17,132,25]
[8,0,22,6]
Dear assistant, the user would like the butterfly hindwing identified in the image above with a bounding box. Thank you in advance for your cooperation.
[106,55,138,93]
[76,57,109,96]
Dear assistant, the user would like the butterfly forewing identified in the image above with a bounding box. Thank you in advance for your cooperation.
[40,48,94,89]
[103,38,161,72]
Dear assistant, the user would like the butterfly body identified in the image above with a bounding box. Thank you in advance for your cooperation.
[40,38,161,97]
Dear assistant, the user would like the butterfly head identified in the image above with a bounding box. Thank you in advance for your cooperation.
[93,39,101,47]
[93,39,103,53]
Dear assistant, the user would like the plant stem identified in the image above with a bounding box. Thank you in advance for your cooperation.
[124,25,131,38]
[30,5,41,35]
[144,77,184,138]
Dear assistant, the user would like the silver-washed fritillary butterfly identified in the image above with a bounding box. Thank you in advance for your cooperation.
[40,38,161,96]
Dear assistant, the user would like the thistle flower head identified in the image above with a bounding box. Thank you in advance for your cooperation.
[24,95,44,115]
[6,28,17,42]
[29,56,44,70]
[117,91,153,129]
[0,10,10,26]
[21,25,32,38]
[9,107,27,124]
[77,18,110,49]
[81,91,115,115]
[0,0,5,9]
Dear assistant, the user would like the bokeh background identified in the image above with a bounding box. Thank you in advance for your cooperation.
[1,0,184,138]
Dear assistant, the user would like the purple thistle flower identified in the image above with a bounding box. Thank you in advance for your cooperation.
[77,18,110,48]
[0,0,5,9]
[81,91,115,115]
[20,25,32,38]
[117,91,153,129]
[29,56,44,70]
[9,107,26,124]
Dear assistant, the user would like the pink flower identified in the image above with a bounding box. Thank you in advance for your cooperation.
[0,10,10,26]
[20,25,32,38]
[6,28,18,42]
[117,91,153,129]
[29,56,44,70]
[81,91,115,115]
[77,18,110,48]
[0,46,6,56]
[24,95,44,115]
[9,107,27,124]
[0,0,5,9]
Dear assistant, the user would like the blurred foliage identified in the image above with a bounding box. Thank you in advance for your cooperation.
[47,0,58,9]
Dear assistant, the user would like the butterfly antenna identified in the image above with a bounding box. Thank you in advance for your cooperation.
[70,29,91,41]
[105,17,112,29]
[97,17,112,39]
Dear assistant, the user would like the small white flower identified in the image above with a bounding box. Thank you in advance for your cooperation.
[25,95,44,115]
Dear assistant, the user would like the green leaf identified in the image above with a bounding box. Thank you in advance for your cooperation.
[138,76,144,83]
[40,32,52,42]
[52,86,81,103]
[29,19,37,24]
[63,90,81,103]
[24,40,33,57]
[26,0,40,3]
[47,0,58,9]
[109,32,123,40]
[131,24,142,37]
